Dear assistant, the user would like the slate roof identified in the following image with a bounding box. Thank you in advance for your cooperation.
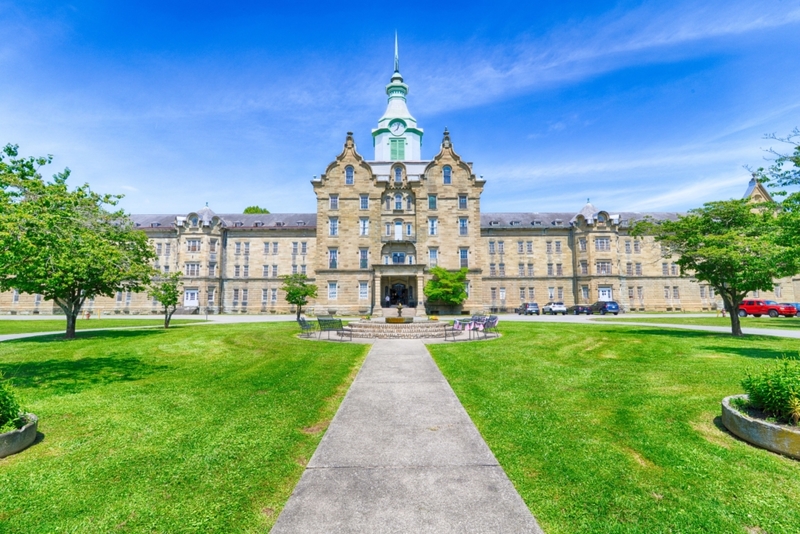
[481,211,680,229]
[131,213,317,229]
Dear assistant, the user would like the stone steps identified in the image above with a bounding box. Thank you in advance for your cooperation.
[344,320,448,339]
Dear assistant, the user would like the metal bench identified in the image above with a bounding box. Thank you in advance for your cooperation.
[297,317,316,337]
[317,317,352,341]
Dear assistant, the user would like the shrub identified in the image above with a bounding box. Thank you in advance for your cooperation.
[0,372,25,433]
[742,359,800,425]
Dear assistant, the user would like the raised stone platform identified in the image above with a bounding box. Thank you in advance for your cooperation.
[346,320,448,339]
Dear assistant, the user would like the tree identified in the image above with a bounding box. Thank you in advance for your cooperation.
[280,273,317,320]
[423,267,469,306]
[243,205,270,214]
[753,128,800,196]
[0,145,156,339]
[148,271,183,328]
[632,199,799,336]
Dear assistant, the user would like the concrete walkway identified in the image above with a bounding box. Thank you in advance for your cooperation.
[271,339,543,533]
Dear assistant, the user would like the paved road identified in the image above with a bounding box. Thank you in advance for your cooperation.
[271,339,543,533]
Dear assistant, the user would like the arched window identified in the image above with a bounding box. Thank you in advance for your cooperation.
[345,166,354,185]
[406,194,413,210]
[394,167,403,183]
[443,166,452,184]
[394,194,403,210]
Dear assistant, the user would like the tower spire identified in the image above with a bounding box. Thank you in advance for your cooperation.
[394,32,399,73]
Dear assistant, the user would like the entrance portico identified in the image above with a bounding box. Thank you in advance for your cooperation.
[373,264,427,316]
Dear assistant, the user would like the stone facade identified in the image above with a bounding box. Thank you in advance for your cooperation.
[1,66,796,316]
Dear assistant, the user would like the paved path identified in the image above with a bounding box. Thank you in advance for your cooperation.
[271,339,543,533]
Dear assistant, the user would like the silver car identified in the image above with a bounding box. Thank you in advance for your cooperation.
[543,301,567,315]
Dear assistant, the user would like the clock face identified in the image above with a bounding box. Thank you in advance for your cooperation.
[390,121,406,135]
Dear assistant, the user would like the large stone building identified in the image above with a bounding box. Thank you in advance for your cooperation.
[1,57,795,316]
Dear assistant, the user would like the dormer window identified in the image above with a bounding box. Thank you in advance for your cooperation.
[532,220,542,226]
[394,167,402,183]
[150,222,161,228]
[553,219,563,226]
[510,220,520,226]
[489,220,500,227]
[443,166,452,184]
[345,166,354,185]
[297,221,306,226]
[190,217,198,227]
[275,222,285,227]
[597,214,607,223]
[254,221,263,227]
[234,221,243,228]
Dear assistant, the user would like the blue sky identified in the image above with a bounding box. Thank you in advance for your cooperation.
[2,1,800,215]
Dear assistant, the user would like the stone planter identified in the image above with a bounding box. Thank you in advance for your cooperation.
[385,317,414,324]
[721,395,800,460]
[0,413,38,458]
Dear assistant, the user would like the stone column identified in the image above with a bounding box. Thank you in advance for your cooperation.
[416,274,426,317]
[373,272,381,316]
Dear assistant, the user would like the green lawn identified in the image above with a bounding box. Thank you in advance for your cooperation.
[430,323,800,534]
[0,318,203,335]
[0,323,367,533]
[602,315,800,330]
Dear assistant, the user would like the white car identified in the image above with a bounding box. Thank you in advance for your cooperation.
[543,301,567,315]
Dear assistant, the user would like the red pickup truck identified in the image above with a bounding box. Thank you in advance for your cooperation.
[737,299,797,318]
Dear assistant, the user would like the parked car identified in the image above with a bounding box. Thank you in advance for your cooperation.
[566,304,593,315]
[590,301,620,315]
[517,302,540,315]
[738,299,796,318]
[780,303,800,317]
[543,301,567,315]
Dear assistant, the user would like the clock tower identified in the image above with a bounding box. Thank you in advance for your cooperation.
[372,36,423,161]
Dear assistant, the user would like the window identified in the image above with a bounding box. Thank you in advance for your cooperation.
[700,286,706,299]
[664,286,670,299]
[116,291,123,303]
[634,240,641,254]
[459,248,469,268]
[390,139,404,160]
[548,287,555,299]
[556,264,563,276]
[582,285,589,300]
[272,265,278,277]
[459,218,468,236]
[527,264,534,277]
[458,194,467,209]
[520,288,526,300]
[518,241,524,253]
[635,263,642,276]
[519,264,525,276]
[555,241,561,253]
[186,263,200,276]
[264,242,270,254]
[359,218,369,236]
[528,288,536,300]
[429,248,438,267]
[557,287,563,300]
[443,166,452,184]
[595,238,610,251]
[360,249,369,269]
[596,261,612,275]
[156,243,162,255]
[273,242,278,254]
[12,289,19,303]
[208,287,215,305]
[775,285,783,298]
[392,252,406,264]
[233,289,240,304]
[394,167,403,183]
[547,263,553,276]
[271,288,277,303]
[329,195,339,209]
[662,263,668,275]
[359,281,369,300]
[626,263,633,276]
[465,281,470,298]
[164,265,170,273]
[673,287,680,299]
[301,242,307,255]
[499,288,506,301]
[498,241,505,254]
[345,166,354,185]
[241,289,248,306]
[262,265,269,277]
[499,263,505,277]
[580,261,588,275]
[328,249,338,269]
[578,238,586,252]
[234,265,241,277]
[490,263,497,276]
[546,241,552,254]
[403,222,411,236]
[671,263,678,276]
[625,241,631,254]
[359,194,369,210]
[234,242,241,255]
[262,289,268,305]
[629,287,634,300]
[385,223,391,236]
[526,241,533,254]
[243,242,249,255]
[328,282,338,300]
[428,218,438,236]
[210,240,218,253]
[407,196,413,210]
[301,265,307,275]
[165,243,171,256]
[292,242,298,255]
[329,217,339,236]
[489,241,496,254]
[125,291,131,306]
[186,239,201,252]
[394,193,403,210]
[428,195,437,209]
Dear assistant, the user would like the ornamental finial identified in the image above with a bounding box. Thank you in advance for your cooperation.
[394,32,399,73]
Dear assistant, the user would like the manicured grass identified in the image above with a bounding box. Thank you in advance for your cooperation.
[0,323,367,533]
[603,315,800,330]
[429,323,800,534]
[0,318,203,335]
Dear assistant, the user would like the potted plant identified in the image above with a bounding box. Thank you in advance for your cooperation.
[0,372,38,458]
